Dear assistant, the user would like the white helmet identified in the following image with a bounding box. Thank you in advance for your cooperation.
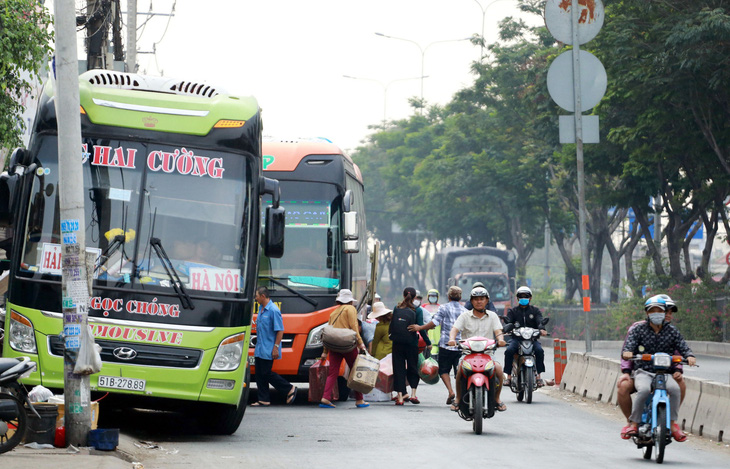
[516,286,532,297]
[656,294,678,313]
[470,286,489,298]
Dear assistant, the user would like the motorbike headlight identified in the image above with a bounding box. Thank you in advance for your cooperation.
[211,332,245,371]
[305,322,328,348]
[9,310,36,354]
[485,360,494,371]
[469,339,488,352]
[652,353,671,369]
[461,360,473,373]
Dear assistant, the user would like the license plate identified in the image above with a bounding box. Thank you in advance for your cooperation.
[98,375,146,392]
[247,356,255,366]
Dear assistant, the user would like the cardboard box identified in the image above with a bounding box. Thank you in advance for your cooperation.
[347,353,379,394]
[55,401,99,430]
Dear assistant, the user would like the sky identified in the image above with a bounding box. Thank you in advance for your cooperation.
[61,1,543,152]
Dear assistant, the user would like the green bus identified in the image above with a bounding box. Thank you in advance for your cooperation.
[0,70,284,434]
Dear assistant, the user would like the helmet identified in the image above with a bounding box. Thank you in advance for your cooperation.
[427,288,439,297]
[644,295,667,312]
[516,286,532,298]
[470,286,489,298]
[656,294,678,313]
[415,290,423,299]
[472,281,485,290]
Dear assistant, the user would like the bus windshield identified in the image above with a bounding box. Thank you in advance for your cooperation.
[260,181,341,291]
[20,135,251,295]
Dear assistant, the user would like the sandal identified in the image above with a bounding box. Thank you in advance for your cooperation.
[503,377,511,386]
[250,401,270,407]
[446,394,455,405]
[621,424,638,439]
[395,400,405,406]
[496,401,507,412]
[536,378,545,387]
[671,423,687,442]
[450,402,459,412]
[409,397,420,404]
[286,386,298,405]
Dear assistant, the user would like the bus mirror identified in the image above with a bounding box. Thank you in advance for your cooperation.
[260,177,280,208]
[0,259,9,276]
[343,190,353,212]
[344,211,358,240]
[7,148,30,175]
[264,206,285,258]
[0,172,18,228]
[343,239,359,254]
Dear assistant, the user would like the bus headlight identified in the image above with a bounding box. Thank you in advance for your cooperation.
[9,310,36,354]
[305,322,328,349]
[211,333,245,371]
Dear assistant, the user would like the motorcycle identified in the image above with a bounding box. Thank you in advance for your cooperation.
[503,318,549,404]
[629,353,692,464]
[455,336,499,435]
[0,356,39,454]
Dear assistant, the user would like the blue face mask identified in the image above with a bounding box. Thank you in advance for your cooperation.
[518,298,530,306]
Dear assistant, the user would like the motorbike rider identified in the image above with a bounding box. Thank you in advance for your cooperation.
[463,282,497,314]
[503,286,547,387]
[447,286,508,412]
[617,294,687,433]
[620,296,696,442]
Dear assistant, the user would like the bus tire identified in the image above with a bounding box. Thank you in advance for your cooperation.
[204,367,250,435]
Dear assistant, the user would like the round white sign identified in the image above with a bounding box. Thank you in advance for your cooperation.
[545,0,604,46]
[546,50,607,112]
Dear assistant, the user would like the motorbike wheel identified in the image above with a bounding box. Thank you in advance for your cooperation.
[525,369,535,404]
[655,405,667,464]
[472,387,484,435]
[0,393,27,455]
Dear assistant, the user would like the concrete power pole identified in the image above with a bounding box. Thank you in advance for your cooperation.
[54,0,92,446]
[126,0,137,72]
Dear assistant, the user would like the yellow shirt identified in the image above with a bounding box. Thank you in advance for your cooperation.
[372,321,393,360]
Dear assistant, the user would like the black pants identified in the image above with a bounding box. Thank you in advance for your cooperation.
[255,357,293,402]
[392,342,420,394]
[503,340,545,375]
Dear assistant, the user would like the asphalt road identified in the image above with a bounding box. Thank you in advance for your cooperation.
[102,372,730,469]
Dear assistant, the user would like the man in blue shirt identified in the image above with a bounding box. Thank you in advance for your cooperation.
[409,286,466,405]
[252,286,296,406]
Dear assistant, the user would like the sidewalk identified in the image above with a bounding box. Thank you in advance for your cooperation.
[1,433,144,469]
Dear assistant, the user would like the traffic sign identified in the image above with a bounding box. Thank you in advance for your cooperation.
[545,0,604,45]
[547,50,607,112]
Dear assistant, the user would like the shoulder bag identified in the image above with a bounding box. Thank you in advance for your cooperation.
[322,306,358,353]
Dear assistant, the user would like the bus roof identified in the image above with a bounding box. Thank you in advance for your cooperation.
[49,70,260,136]
[262,139,357,176]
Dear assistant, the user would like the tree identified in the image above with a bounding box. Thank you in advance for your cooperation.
[0,1,53,150]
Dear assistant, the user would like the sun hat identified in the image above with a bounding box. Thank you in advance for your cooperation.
[336,289,355,304]
[367,302,392,320]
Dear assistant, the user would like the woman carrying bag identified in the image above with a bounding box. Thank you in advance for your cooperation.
[319,289,370,409]
[390,287,431,405]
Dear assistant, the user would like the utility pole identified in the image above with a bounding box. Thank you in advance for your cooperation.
[112,0,124,63]
[86,0,111,70]
[54,0,92,446]
[126,0,137,72]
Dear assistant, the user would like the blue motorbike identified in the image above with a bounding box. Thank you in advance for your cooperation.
[630,353,690,464]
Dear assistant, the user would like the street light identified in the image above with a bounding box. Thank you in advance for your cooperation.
[342,74,427,124]
[374,32,471,111]
[471,0,510,61]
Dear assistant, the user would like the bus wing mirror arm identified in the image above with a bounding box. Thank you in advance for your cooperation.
[260,177,280,208]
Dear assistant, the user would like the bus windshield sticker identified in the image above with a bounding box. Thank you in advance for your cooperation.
[288,276,340,289]
[108,187,132,202]
[265,201,330,227]
[188,267,241,293]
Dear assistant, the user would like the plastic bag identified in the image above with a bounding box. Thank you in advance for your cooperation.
[308,359,338,402]
[419,356,440,385]
[28,385,54,403]
[375,354,394,393]
[73,325,102,375]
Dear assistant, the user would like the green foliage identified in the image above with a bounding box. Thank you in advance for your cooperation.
[0,1,53,148]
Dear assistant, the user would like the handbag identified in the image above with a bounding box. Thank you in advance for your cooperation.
[322,307,358,353]
[347,352,380,394]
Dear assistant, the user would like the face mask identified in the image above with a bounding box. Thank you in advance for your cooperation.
[413,299,421,307]
[648,312,666,325]
[518,298,530,306]
[428,296,437,304]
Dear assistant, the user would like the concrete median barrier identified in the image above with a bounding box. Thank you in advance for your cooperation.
[560,352,588,394]
[692,380,730,442]
[677,377,702,433]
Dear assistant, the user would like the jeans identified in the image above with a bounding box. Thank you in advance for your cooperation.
[503,339,545,375]
[255,357,293,403]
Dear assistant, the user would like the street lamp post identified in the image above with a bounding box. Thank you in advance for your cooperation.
[471,0,509,61]
[374,33,471,112]
[342,75,426,124]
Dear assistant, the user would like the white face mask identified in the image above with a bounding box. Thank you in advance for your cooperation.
[648,312,666,325]
[413,299,421,307]
[428,296,437,304]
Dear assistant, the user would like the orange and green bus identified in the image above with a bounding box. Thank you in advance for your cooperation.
[0,70,284,434]
[253,138,368,381]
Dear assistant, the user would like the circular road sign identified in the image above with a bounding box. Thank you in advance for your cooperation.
[546,50,607,112]
[545,0,604,46]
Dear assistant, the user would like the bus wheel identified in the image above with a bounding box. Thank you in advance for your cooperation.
[203,367,250,435]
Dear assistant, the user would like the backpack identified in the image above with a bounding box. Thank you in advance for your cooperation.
[389,307,417,344]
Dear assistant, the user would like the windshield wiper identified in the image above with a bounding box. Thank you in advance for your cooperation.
[150,237,195,310]
[258,275,318,307]
[94,234,125,274]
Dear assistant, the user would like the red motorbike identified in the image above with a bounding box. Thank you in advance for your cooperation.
[456,337,499,435]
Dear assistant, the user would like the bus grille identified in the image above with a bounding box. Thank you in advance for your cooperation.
[249,334,295,349]
[48,336,202,369]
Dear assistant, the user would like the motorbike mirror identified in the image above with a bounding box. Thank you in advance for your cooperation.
[541,317,550,326]
[503,323,514,333]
